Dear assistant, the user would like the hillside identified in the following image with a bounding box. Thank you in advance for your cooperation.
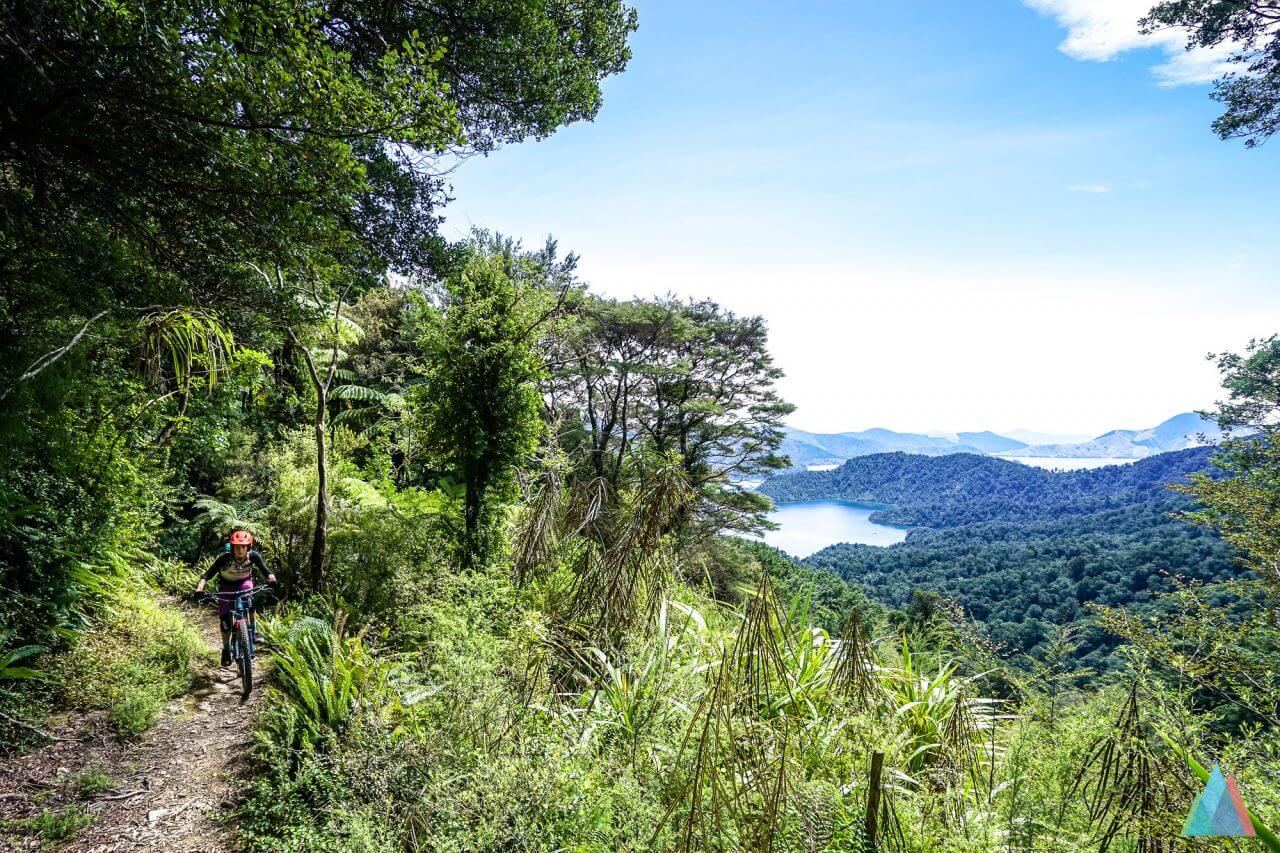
[804,500,1236,669]
[758,445,1239,666]
[760,445,1216,526]
[956,430,1029,453]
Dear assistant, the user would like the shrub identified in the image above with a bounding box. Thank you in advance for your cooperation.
[52,588,205,735]
[75,770,113,798]
[2,805,94,845]
[256,614,400,754]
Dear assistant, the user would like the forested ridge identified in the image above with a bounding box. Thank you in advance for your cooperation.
[760,446,1217,526]
[3,0,1280,850]
[760,447,1241,668]
[804,500,1236,670]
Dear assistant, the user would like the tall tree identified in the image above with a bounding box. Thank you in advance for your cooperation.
[413,238,553,570]
[1142,1,1280,146]
[547,296,794,536]
[1175,335,1280,603]
[284,278,363,592]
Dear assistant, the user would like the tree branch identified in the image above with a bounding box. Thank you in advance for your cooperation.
[1,309,111,402]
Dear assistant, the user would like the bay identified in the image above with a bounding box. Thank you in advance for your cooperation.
[758,499,909,558]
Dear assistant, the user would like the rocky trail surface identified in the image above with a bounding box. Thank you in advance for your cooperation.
[0,601,268,851]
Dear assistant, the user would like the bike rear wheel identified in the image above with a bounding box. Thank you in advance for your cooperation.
[236,618,253,698]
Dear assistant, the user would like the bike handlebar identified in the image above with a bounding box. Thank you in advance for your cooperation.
[195,587,278,604]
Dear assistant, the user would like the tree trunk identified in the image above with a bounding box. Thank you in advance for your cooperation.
[866,749,884,848]
[310,387,328,592]
[463,472,482,571]
[287,321,336,594]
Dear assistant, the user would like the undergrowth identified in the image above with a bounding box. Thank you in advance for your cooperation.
[51,586,206,735]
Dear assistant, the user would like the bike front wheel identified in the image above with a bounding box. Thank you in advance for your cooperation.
[236,618,253,699]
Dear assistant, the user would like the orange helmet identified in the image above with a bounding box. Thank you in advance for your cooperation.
[229,530,253,546]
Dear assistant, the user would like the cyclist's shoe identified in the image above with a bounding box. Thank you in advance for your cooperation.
[252,629,264,645]
[221,646,232,667]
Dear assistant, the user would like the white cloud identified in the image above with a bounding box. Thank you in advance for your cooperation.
[1023,0,1236,86]
[1068,183,1111,193]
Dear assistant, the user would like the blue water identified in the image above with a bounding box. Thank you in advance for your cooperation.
[759,499,909,558]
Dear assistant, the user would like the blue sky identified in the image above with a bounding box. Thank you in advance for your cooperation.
[442,0,1280,436]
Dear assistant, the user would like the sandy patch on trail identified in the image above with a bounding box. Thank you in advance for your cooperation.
[0,601,269,851]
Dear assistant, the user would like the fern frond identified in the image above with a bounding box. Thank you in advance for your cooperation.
[330,384,387,403]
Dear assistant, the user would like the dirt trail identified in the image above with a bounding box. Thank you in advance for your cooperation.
[0,600,269,851]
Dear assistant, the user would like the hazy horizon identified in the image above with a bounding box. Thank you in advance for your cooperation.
[780,416,1201,443]
[442,0,1278,436]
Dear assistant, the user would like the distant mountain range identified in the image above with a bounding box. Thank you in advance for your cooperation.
[1002,428,1093,446]
[781,412,1221,469]
[996,412,1224,459]
[782,428,990,468]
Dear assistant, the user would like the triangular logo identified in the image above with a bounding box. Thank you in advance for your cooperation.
[1181,764,1256,837]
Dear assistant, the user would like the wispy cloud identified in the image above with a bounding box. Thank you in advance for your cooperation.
[1068,183,1111,193]
[1023,0,1236,86]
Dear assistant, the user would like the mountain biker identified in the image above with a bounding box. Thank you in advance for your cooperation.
[193,530,277,667]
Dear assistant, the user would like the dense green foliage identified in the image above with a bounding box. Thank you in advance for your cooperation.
[806,501,1236,669]
[52,574,206,735]
[760,447,1240,667]
[414,237,554,569]
[0,0,636,651]
[546,295,794,536]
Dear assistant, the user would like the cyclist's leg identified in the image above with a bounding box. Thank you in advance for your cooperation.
[218,610,233,666]
[247,599,261,643]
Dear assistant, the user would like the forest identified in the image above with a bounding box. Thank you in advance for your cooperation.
[758,446,1218,527]
[3,0,1280,850]
[760,448,1243,669]
[802,500,1237,671]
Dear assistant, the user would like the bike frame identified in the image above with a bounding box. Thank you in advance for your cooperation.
[205,588,256,661]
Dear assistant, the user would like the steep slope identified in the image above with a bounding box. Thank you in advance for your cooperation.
[804,500,1235,670]
[770,445,1234,667]
[780,431,881,468]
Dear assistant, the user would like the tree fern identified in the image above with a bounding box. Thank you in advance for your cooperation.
[330,384,389,403]
[139,308,236,393]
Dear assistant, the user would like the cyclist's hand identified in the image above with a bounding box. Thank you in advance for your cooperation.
[190,590,205,602]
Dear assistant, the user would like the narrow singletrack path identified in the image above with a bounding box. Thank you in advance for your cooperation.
[0,599,269,851]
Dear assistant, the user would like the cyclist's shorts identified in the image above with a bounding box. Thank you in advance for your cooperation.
[217,577,254,630]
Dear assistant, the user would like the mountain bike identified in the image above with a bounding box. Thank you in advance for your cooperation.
[199,588,273,699]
